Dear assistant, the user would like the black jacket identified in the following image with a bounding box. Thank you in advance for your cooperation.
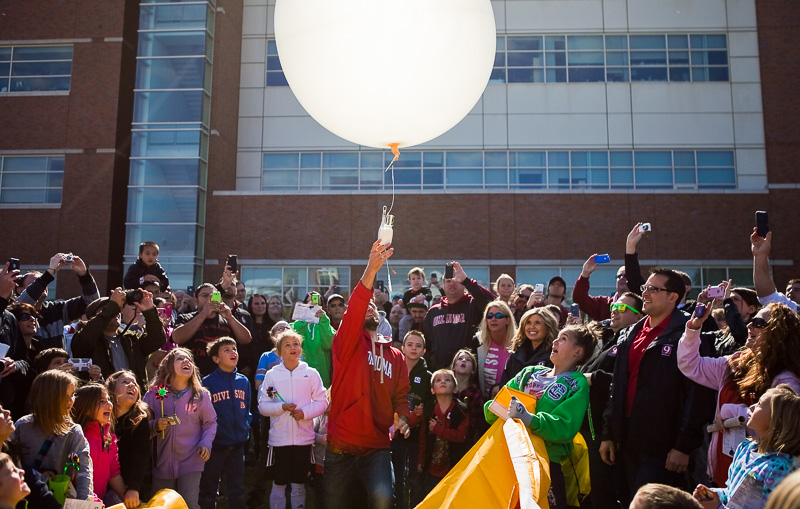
[401,357,433,442]
[602,308,714,458]
[0,299,32,420]
[500,340,553,386]
[70,302,166,390]
[115,409,152,493]
[123,258,169,291]
[16,270,99,350]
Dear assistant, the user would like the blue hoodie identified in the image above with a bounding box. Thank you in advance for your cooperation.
[202,367,252,446]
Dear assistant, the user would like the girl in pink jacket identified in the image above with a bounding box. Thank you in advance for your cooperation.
[678,302,800,486]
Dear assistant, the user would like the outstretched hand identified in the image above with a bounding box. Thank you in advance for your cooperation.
[750,228,771,258]
[626,222,648,254]
[362,240,393,288]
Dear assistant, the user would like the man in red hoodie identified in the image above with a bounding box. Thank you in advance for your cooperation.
[325,240,411,509]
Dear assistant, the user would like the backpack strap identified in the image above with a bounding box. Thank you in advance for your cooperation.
[31,436,55,471]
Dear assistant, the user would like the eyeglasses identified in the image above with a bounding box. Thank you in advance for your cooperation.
[272,325,290,334]
[18,312,37,322]
[610,302,641,314]
[749,317,768,329]
[485,312,508,320]
[641,285,670,294]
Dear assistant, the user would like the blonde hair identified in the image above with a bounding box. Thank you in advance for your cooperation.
[492,274,515,296]
[150,347,205,400]
[477,300,516,349]
[632,483,701,508]
[512,308,558,352]
[276,329,304,357]
[431,369,458,393]
[757,384,800,456]
[30,370,78,436]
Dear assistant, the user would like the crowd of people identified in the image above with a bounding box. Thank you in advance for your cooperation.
[1,223,799,509]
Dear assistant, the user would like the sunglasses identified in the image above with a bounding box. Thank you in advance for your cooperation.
[485,312,508,320]
[610,302,641,314]
[18,312,37,321]
[749,317,768,329]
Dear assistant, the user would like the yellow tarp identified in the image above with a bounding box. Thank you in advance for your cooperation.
[106,489,188,509]
[416,388,550,509]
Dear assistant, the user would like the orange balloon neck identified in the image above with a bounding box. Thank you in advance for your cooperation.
[389,143,400,162]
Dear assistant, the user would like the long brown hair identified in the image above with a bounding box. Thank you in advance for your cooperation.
[150,347,205,401]
[71,383,113,450]
[29,371,77,436]
[512,308,558,353]
[106,370,149,428]
[757,384,800,456]
[727,303,800,401]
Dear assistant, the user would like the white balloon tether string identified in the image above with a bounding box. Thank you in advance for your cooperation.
[382,145,399,293]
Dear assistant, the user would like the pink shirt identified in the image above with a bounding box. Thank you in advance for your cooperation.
[484,343,511,397]
[83,421,121,499]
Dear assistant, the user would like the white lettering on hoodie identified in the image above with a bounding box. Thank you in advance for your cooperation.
[367,350,393,379]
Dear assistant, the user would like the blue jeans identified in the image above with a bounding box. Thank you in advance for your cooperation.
[198,442,247,509]
[324,448,394,509]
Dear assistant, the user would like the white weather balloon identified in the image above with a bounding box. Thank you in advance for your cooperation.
[274,0,496,150]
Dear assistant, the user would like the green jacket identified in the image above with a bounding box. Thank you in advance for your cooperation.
[291,313,335,387]
[484,365,589,462]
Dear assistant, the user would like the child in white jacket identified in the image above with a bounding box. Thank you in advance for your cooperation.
[259,329,328,509]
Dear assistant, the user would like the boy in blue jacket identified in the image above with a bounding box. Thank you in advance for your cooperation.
[200,337,251,509]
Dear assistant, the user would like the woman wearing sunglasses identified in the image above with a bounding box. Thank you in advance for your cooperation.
[471,300,516,399]
[678,302,800,488]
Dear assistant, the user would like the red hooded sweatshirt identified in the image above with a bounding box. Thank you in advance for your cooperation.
[328,282,410,453]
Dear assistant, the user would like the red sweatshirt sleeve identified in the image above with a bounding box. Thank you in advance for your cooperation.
[572,275,612,321]
[332,282,371,368]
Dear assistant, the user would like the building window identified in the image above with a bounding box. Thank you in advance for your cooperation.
[0,45,73,93]
[0,156,64,204]
[260,149,735,192]
[266,40,287,86]
[491,33,728,84]
[241,266,353,310]
[517,265,753,302]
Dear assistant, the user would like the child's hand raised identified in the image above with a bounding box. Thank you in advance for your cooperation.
[413,404,424,417]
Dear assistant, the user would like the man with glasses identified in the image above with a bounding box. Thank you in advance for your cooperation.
[579,291,643,508]
[599,268,712,505]
[421,261,494,371]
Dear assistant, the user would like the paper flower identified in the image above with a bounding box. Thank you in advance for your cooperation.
[155,384,169,399]
[266,386,285,402]
[63,453,80,476]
